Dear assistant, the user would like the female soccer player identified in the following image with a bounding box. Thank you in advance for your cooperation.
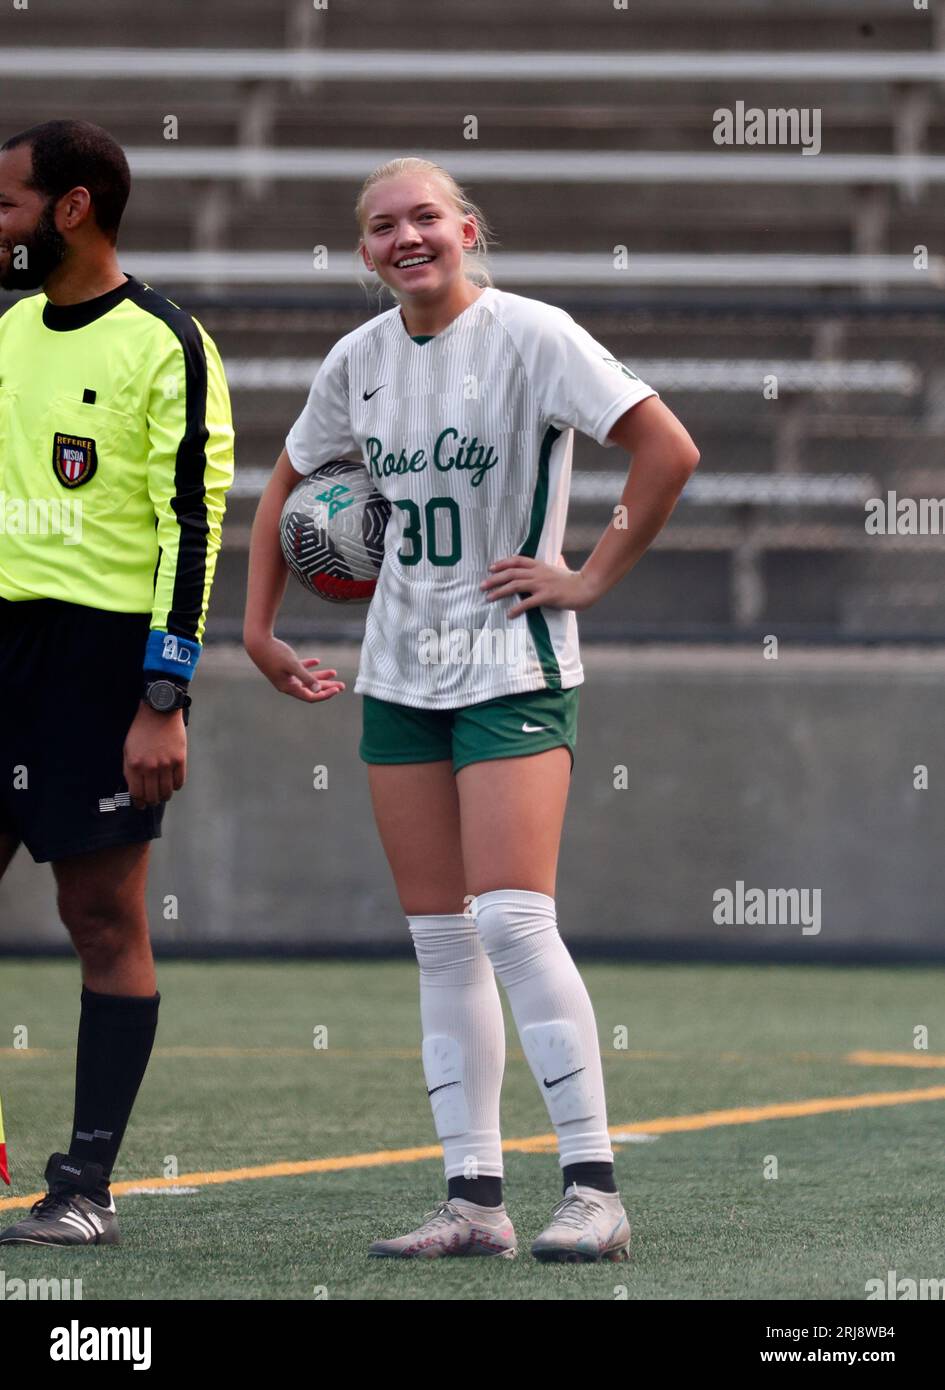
[244,158,698,1263]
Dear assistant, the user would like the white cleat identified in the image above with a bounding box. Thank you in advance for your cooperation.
[368,1198,517,1259]
[531,1183,631,1263]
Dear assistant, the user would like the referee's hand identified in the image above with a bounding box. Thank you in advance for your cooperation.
[123,704,188,809]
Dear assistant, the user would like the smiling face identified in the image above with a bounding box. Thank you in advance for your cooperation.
[358,173,478,302]
[0,142,68,291]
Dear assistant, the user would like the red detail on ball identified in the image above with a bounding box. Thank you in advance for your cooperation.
[312,574,378,601]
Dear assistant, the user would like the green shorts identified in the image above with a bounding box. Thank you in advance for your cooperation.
[359,686,580,774]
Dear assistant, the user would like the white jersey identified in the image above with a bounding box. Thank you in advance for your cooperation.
[286,286,656,709]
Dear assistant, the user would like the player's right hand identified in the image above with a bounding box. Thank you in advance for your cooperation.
[244,635,345,703]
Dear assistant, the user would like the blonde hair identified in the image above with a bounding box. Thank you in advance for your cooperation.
[355,157,495,296]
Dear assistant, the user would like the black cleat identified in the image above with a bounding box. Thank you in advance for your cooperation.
[0,1153,119,1247]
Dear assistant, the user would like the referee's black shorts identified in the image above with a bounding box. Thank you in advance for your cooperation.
[0,597,165,864]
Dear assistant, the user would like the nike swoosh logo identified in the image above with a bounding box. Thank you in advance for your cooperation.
[543,1067,586,1089]
[522,723,551,733]
[427,1081,461,1097]
[363,385,386,400]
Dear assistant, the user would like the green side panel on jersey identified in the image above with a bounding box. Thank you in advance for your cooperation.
[517,424,562,689]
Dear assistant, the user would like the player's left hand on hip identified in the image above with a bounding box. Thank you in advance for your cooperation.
[480,555,596,619]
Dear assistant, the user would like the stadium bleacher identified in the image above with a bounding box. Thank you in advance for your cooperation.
[1,0,942,638]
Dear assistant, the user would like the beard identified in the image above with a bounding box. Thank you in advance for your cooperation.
[0,200,67,291]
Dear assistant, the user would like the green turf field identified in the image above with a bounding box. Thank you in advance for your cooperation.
[1,959,943,1301]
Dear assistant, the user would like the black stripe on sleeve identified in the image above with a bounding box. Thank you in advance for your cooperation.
[125,278,211,642]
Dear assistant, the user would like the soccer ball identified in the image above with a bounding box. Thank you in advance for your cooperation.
[279,461,390,604]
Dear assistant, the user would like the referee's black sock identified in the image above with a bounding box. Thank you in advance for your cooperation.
[67,986,160,1200]
[562,1161,618,1195]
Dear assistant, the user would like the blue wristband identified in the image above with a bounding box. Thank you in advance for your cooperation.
[144,629,201,681]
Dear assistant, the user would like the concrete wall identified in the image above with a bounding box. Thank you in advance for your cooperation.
[2,644,942,958]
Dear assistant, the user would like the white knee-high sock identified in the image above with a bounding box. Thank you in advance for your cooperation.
[407,913,506,1180]
[473,889,613,1169]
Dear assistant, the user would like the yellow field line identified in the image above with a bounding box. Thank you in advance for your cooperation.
[847,1050,945,1068]
[612,1084,945,1133]
[3,1082,945,1212]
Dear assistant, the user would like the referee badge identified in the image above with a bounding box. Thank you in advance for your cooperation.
[52,432,97,488]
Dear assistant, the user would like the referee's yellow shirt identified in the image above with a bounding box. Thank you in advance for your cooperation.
[0,274,233,660]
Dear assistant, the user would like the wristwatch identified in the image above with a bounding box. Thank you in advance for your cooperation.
[143,677,192,725]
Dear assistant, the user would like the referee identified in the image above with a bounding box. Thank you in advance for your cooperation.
[0,121,233,1244]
